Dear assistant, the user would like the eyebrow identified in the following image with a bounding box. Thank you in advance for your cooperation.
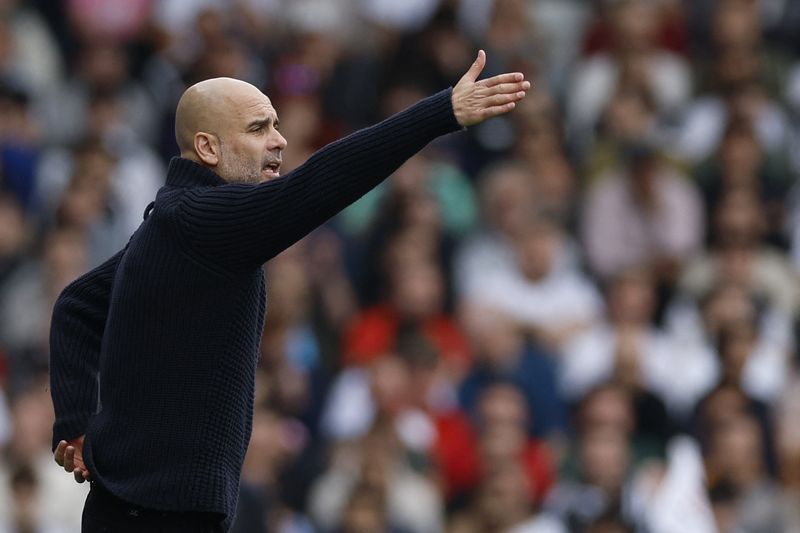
[246,116,279,130]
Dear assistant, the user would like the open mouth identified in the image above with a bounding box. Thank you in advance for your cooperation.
[263,161,281,176]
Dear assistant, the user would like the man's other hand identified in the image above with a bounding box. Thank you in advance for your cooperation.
[452,50,530,127]
[54,436,91,483]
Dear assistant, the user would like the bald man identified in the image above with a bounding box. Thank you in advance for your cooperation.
[49,51,529,532]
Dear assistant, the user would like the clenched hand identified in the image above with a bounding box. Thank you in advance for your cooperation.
[451,50,531,127]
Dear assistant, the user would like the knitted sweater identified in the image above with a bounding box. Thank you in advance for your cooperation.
[49,88,461,524]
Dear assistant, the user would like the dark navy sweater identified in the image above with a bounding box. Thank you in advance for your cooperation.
[49,88,461,525]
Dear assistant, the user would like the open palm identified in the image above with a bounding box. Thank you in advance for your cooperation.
[451,50,531,127]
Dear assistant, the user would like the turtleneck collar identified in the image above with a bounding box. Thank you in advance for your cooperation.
[165,157,228,188]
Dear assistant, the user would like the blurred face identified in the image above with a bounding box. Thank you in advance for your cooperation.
[342,490,386,533]
[703,285,755,335]
[217,88,287,184]
[11,386,54,462]
[607,271,654,325]
[265,251,311,323]
[478,463,532,527]
[700,386,749,426]
[60,149,114,227]
[487,0,528,50]
[389,260,443,319]
[714,191,764,246]
[613,0,657,51]
[370,356,411,415]
[465,309,524,366]
[478,384,529,429]
[482,166,536,237]
[0,195,26,256]
[532,155,575,215]
[80,41,128,90]
[709,415,764,486]
[580,427,630,492]
[712,0,761,48]
[580,387,635,435]
[516,221,559,281]
[44,230,88,294]
[720,131,761,182]
[716,46,760,89]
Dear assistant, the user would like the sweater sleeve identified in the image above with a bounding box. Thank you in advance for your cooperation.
[49,250,123,450]
[176,88,461,269]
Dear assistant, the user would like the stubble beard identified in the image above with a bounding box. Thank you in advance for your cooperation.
[218,145,262,185]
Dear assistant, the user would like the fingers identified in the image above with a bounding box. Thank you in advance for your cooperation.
[480,92,525,108]
[479,80,531,96]
[54,440,67,467]
[56,439,90,483]
[480,72,525,88]
[64,445,76,472]
[74,468,90,483]
[480,102,517,120]
[462,49,487,83]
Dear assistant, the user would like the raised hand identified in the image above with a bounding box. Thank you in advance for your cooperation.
[54,436,91,483]
[451,50,530,127]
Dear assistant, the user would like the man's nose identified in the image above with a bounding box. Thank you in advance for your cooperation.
[270,131,287,151]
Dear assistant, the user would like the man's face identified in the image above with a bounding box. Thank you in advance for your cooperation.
[217,91,287,184]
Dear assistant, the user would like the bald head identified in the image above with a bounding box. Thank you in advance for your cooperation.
[174,77,287,184]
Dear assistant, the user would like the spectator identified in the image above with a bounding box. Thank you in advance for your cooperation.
[465,214,602,351]
[704,414,787,532]
[0,83,41,213]
[680,189,798,318]
[455,160,538,300]
[231,404,311,533]
[0,228,88,379]
[545,425,639,531]
[0,193,30,287]
[567,0,691,153]
[693,119,793,245]
[572,384,673,467]
[435,382,556,507]
[342,255,470,372]
[36,37,157,146]
[776,376,800,530]
[674,77,793,166]
[0,0,63,96]
[584,84,661,181]
[0,380,85,530]
[459,308,566,440]
[581,141,704,283]
[560,269,677,413]
[309,420,443,533]
[669,275,791,406]
[448,459,565,533]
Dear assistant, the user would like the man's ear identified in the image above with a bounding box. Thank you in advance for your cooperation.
[194,132,220,166]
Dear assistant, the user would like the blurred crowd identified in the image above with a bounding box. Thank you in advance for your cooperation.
[0,0,800,531]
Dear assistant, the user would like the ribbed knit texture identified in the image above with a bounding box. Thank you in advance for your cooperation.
[49,89,460,527]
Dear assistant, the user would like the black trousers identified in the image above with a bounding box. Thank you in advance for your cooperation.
[82,481,226,533]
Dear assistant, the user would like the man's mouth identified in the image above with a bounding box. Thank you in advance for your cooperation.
[263,161,281,177]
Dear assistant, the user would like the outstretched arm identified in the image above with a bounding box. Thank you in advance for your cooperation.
[177,51,530,270]
[49,249,123,480]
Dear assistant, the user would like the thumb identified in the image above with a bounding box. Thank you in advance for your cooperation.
[462,50,486,83]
